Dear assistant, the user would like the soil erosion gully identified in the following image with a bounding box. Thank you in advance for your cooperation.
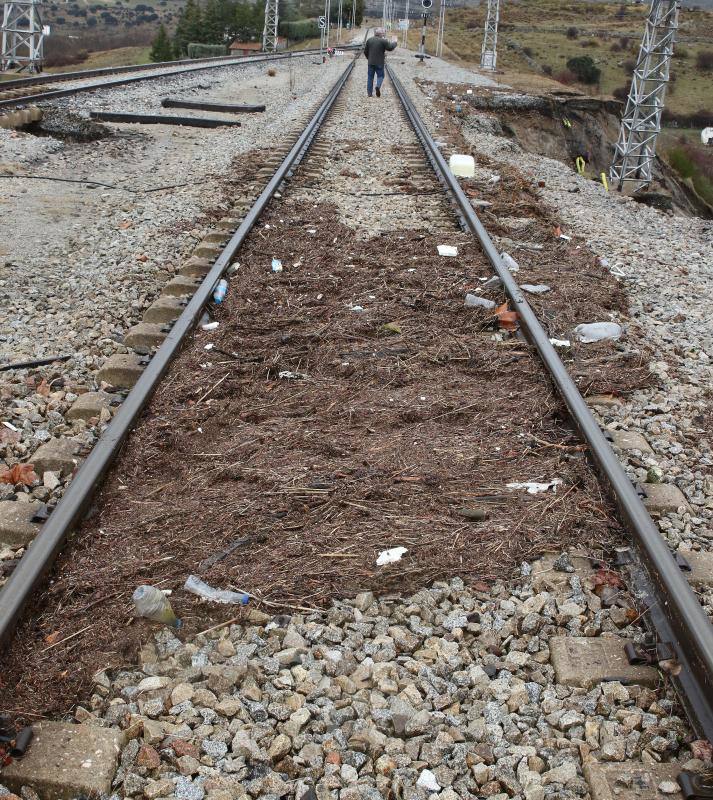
[1,53,712,772]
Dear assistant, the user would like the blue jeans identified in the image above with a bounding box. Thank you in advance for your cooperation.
[367,64,384,96]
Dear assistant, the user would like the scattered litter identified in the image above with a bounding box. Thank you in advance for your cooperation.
[507,478,563,494]
[204,343,214,351]
[307,229,317,234]
[437,245,458,257]
[481,275,502,290]
[349,304,364,312]
[471,199,493,208]
[2,421,19,432]
[465,293,495,309]
[278,370,307,380]
[417,770,441,793]
[376,547,408,566]
[132,585,180,627]
[610,263,627,277]
[293,258,303,268]
[466,89,473,95]
[550,338,571,348]
[271,258,283,273]
[184,574,249,605]
[489,175,501,184]
[382,322,402,335]
[495,302,519,332]
[500,252,519,273]
[201,321,219,331]
[521,284,550,294]
[213,278,228,304]
[574,322,622,343]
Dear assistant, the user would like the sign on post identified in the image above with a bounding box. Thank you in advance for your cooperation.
[398,18,409,29]
[318,15,327,28]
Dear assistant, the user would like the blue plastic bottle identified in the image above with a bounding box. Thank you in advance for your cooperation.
[213,279,228,304]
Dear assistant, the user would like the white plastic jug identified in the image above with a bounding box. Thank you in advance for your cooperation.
[449,154,475,178]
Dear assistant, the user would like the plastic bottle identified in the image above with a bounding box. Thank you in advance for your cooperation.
[132,585,180,627]
[213,279,228,304]
[271,258,283,273]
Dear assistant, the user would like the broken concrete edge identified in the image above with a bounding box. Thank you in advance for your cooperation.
[0,106,42,130]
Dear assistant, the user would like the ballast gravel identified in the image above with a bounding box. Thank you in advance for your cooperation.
[8,565,702,800]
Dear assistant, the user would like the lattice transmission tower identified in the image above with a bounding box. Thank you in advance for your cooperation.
[262,0,279,52]
[1,0,45,72]
[480,0,499,70]
[610,0,680,190]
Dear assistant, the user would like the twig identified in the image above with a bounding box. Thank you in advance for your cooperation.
[42,624,93,652]
[196,374,228,404]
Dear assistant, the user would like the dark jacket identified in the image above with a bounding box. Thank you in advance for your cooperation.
[363,35,397,67]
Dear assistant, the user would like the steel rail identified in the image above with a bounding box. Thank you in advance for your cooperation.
[0,48,358,109]
[387,63,713,741]
[0,56,356,649]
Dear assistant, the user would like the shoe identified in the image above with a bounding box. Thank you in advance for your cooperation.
[367,93,373,97]
[376,87,381,97]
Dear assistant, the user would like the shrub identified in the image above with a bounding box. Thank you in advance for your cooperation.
[186,42,228,58]
[696,50,713,70]
[566,55,601,84]
[543,64,553,76]
[612,83,631,101]
[523,46,534,57]
[676,46,689,59]
[580,39,599,48]
[620,36,630,49]
[610,42,622,53]
[566,26,578,39]
[555,69,577,85]
[622,58,636,73]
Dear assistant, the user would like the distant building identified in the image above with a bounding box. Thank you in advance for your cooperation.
[229,38,286,55]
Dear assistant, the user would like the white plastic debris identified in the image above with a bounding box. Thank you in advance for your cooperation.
[482,275,502,289]
[204,343,214,350]
[184,575,249,605]
[272,258,283,273]
[437,245,458,257]
[501,252,519,272]
[278,371,307,380]
[2,421,19,432]
[449,153,475,178]
[416,770,441,793]
[574,322,622,343]
[521,284,551,294]
[559,233,572,241]
[550,338,571,348]
[349,304,364,312]
[507,478,563,494]
[376,547,408,566]
[201,321,219,331]
[466,89,473,95]
[465,293,496,309]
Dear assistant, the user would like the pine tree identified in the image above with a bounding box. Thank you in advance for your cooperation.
[150,24,174,62]
[173,0,204,57]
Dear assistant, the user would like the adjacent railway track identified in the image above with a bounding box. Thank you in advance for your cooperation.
[1,47,712,795]
[0,46,356,111]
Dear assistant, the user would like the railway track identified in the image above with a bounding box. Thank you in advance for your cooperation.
[1,49,712,798]
[0,46,355,114]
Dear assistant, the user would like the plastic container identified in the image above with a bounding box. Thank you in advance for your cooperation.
[448,154,475,178]
[213,279,228,304]
[184,574,249,605]
[132,585,180,627]
[271,258,283,273]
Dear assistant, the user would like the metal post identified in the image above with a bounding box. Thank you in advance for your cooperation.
[337,0,343,43]
[610,0,680,191]
[480,0,499,70]
[1,0,45,72]
[435,0,445,57]
[416,11,428,61]
[326,0,331,48]
[402,0,410,47]
[261,0,279,52]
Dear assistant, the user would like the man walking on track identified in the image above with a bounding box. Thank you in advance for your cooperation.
[364,28,397,98]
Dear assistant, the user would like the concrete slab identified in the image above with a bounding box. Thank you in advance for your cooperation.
[584,762,684,799]
[1,720,123,800]
[193,242,223,259]
[31,438,81,476]
[532,551,595,593]
[641,483,692,514]
[143,296,185,325]
[550,636,658,689]
[179,257,212,278]
[680,550,713,588]
[203,229,229,244]
[610,430,653,453]
[66,392,111,422]
[0,500,42,546]
[215,217,240,232]
[162,275,201,297]
[97,353,144,389]
[586,394,623,408]
[124,322,168,351]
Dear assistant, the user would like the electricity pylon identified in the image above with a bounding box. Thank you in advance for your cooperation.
[262,0,279,52]
[610,0,680,190]
[480,0,499,70]
[1,0,45,72]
